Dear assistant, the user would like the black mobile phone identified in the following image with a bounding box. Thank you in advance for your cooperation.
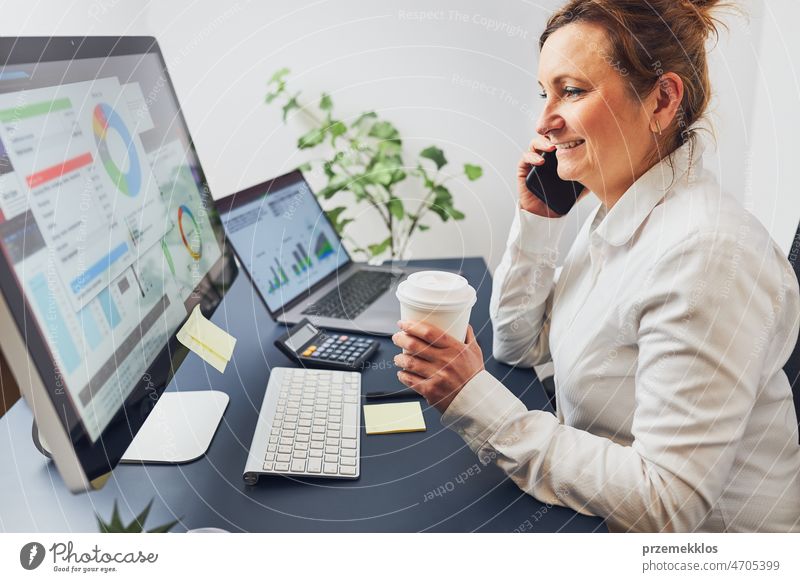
[525,150,585,215]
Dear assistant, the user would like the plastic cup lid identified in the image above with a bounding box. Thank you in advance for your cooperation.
[396,270,476,310]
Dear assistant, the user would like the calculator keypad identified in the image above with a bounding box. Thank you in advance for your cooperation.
[301,334,375,366]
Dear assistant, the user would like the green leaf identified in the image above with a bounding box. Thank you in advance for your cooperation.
[367,236,393,257]
[319,93,333,111]
[265,68,290,104]
[296,162,312,173]
[281,93,300,121]
[328,120,347,141]
[297,127,326,149]
[269,67,290,85]
[349,179,368,200]
[417,224,430,231]
[318,174,349,198]
[351,111,377,128]
[420,146,447,170]
[464,163,483,181]
[109,501,124,531]
[368,121,400,141]
[388,197,405,220]
[326,205,347,225]
[377,140,402,156]
[430,185,454,221]
[367,158,406,187]
[433,184,453,206]
[129,499,154,533]
[449,208,465,220]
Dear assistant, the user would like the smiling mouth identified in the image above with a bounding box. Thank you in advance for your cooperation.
[553,139,585,150]
[555,139,586,150]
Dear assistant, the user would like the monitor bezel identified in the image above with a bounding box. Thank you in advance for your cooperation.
[214,169,352,318]
[0,36,238,485]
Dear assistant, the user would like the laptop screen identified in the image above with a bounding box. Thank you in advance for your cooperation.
[218,172,350,313]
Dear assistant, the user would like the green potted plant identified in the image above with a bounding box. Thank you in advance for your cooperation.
[266,68,483,262]
[96,500,179,533]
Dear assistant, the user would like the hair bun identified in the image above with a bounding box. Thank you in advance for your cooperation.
[685,0,723,12]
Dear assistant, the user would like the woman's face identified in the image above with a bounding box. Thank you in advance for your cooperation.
[536,22,654,202]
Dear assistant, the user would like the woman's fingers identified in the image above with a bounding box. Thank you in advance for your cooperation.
[394,353,439,379]
[522,151,545,166]
[396,320,455,349]
[391,331,442,361]
[528,136,556,153]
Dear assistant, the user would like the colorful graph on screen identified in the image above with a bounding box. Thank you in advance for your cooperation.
[92,102,141,197]
[268,258,290,294]
[315,232,334,260]
[177,204,202,260]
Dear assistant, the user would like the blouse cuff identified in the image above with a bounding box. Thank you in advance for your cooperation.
[441,370,527,456]
[513,206,569,261]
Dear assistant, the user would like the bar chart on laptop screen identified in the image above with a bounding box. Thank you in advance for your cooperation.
[220,180,348,311]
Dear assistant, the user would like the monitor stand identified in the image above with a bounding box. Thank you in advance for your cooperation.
[33,391,229,464]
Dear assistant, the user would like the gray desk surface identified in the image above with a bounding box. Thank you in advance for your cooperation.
[0,257,605,532]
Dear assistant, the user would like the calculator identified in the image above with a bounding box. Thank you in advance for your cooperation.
[274,318,379,371]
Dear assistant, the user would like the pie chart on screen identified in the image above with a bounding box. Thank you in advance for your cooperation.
[92,102,141,197]
[178,204,202,260]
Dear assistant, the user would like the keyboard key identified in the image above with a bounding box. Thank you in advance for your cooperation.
[325,454,338,463]
[325,446,339,455]
[278,445,292,454]
[291,459,306,473]
[323,463,338,474]
[342,439,357,449]
[263,461,273,471]
[307,458,322,473]
[275,462,290,472]
[341,449,356,458]
[341,457,356,466]
[339,466,357,476]
[309,450,323,458]
[293,450,307,459]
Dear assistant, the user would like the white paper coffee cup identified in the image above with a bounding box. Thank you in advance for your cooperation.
[396,271,477,342]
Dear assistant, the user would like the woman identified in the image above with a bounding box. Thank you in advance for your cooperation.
[392,0,800,532]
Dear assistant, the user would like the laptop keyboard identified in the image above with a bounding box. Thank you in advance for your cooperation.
[302,270,399,320]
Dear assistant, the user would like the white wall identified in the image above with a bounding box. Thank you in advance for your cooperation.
[2,0,792,269]
[747,0,800,254]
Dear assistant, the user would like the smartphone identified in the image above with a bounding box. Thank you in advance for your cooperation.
[525,150,585,215]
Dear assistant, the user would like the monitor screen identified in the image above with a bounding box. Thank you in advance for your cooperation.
[218,173,349,313]
[0,37,237,480]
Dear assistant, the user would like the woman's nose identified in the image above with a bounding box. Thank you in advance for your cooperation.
[535,99,564,137]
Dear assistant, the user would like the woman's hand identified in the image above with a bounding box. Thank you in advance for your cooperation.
[518,135,564,217]
[392,321,485,413]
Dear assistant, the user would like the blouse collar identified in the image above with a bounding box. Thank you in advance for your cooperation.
[592,134,705,247]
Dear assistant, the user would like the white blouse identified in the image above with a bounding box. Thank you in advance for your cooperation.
[442,136,800,532]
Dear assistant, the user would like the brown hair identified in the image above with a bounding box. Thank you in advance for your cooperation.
[540,0,728,154]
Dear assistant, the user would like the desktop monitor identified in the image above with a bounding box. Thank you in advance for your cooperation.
[0,37,238,492]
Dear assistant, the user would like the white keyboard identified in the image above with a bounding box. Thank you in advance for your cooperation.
[243,367,361,484]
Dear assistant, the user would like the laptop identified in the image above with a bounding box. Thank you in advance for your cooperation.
[215,170,426,335]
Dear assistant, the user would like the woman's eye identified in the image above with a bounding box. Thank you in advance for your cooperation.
[563,87,584,98]
[538,91,547,99]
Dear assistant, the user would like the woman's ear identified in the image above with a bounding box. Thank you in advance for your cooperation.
[650,72,684,132]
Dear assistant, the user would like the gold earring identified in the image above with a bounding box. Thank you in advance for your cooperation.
[653,120,662,135]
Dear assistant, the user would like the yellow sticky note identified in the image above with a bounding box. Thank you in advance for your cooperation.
[363,401,426,435]
[176,305,237,373]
